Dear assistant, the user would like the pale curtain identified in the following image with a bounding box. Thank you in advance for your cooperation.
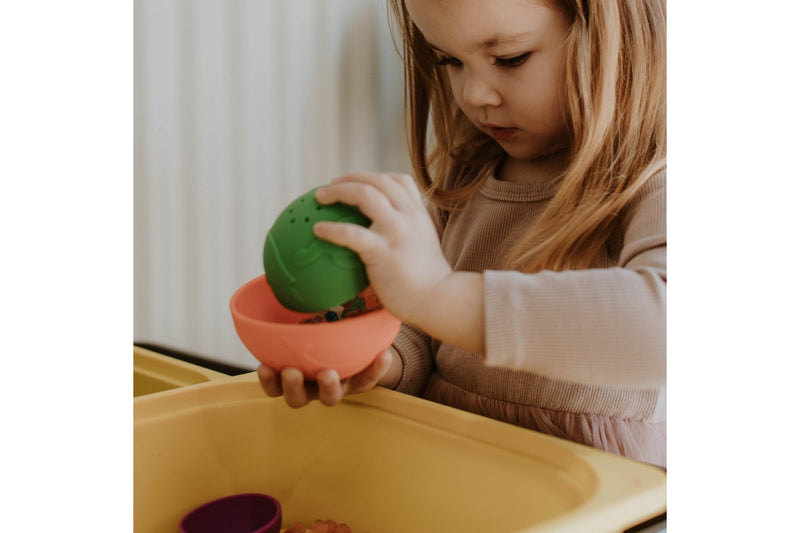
[134,0,408,367]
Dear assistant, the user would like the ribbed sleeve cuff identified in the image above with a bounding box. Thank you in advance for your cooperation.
[391,323,434,397]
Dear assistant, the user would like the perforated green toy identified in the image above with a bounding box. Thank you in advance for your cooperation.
[263,187,371,312]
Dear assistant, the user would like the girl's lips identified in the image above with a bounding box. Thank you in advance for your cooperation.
[487,127,517,141]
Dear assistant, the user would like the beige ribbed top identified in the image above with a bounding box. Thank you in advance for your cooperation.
[391,168,666,435]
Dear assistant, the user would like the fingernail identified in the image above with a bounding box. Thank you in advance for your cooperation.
[286,370,303,385]
[319,370,337,385]
[312,221,330,235]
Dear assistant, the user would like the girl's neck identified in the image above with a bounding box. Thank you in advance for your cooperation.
[496,149,570,185]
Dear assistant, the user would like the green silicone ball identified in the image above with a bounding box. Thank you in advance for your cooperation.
[263,187,371,312]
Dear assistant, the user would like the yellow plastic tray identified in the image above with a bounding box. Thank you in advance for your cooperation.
[134,374,665,532]
[133,346,229,397]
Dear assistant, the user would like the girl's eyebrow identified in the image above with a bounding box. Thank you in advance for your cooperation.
[426,32,535,54]
[479,32,535,49]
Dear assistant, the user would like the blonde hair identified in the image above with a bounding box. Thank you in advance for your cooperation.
[388,0,666,272]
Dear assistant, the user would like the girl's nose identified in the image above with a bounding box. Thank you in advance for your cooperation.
[461,72,502,108]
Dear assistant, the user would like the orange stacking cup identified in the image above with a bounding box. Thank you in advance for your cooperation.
[230,275,401,379]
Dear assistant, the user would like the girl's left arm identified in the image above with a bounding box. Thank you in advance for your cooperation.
[481,254,665,388]
[480,174,667,388]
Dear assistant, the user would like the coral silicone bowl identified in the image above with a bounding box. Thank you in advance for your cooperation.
[230,275,401,379]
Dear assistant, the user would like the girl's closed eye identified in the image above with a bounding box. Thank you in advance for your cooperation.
[494,52,532,68]
[434,52,532,69]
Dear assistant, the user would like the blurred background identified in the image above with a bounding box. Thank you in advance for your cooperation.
[134,0,408,369]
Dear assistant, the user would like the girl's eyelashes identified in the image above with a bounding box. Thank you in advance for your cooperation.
[434,55,462,67]
[434,52,532,69]
[494,52,532,68]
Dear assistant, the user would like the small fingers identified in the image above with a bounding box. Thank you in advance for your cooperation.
[345,350,393,394]
[316,369,345,406]
[281,367,316,408]
[315,181,394,223]
[328,172,416,210]
[256,365,283,397]
[312,221,385,264]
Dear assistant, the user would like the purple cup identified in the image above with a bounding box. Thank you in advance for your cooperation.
[179,493,282,533]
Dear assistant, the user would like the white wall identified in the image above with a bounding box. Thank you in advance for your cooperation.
[134,0,409,368]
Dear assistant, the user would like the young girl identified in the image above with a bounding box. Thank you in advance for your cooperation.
[258,0,666,467]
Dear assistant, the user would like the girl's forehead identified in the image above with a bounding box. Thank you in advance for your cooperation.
[405,0,562,52]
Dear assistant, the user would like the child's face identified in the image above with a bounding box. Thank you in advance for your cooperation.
[406,0,572,161]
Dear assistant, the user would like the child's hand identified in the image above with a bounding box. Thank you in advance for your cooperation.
[256,347,400,408]
[313,173,453,325]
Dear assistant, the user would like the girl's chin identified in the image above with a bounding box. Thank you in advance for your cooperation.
[499,142,569,162]
[499,145,544,160]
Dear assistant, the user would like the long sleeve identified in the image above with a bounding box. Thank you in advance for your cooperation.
[483,174,666,387]
[391,323,435,396]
